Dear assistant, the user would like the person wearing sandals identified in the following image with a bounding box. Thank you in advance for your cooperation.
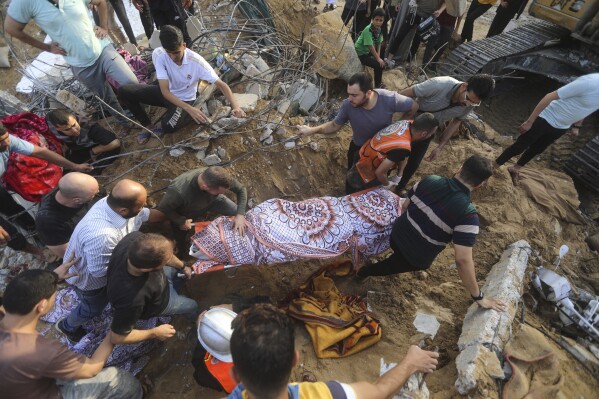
[118,25,245,140]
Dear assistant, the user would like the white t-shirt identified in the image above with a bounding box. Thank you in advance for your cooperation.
[540,73,599,129]
[152,48,219,102]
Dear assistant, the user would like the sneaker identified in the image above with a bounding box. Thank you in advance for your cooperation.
[385,59,396,69]
[55,319,86,345]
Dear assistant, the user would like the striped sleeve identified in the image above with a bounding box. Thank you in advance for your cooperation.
[452,212,479,247]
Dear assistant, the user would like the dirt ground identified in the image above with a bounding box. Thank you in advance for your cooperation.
[1,1,598,398]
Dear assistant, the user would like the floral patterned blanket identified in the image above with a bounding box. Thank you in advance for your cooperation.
[190,187,402,274]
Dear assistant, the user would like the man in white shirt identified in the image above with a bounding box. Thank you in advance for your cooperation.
[119,25,245,133]
[55,179,164,344]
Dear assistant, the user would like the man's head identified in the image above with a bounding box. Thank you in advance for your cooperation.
[457,155,493,188]
[230,304,296,399]
[3,269,58,317]
[107,179,147,219]
[58,172,99,206]
[371,8,385,28]
[0,122,10,152]
[47,109,81,137]
[160,25,186,64]
[460,74,495,106]
[347,72,375,108]
[197,166,232,195]
[128,233,174,271]
[411,112,438,142]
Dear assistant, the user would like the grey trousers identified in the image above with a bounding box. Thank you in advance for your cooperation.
[71,44,138,120]
[57,366,142,399]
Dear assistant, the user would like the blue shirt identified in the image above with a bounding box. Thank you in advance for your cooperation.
[1,135,34,178]
[8,0,109,68]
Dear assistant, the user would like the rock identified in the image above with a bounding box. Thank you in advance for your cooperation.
[56,90,88,116]
[260,127,273,141]
[149,30,161,49]
[247,82,268,99]
[455,345,504,395]
[290,79,322,113]
[212,106,231,120]
[284,141,296,149]
[195,149,207,161]
[232,93,258,112]
[381,358,429,399]
[248,136,257,143]
[202,154,221,166]
[309,142,319,152]
[244,64,261,78]
[207,99,222,116]
[121,42,139,56]
[0,90,29,118]
[277,100,291,114]
[196,81,217,105]
[416,271,429,280]
[263,136,273,145]
[169,148,186,157]
[186,16,202,42]
[241,53,258,68]
[275,127,287,137]
[413,313,440,339]
[217,146,226,159]
[253,57,269,73]
[216,117,243,129]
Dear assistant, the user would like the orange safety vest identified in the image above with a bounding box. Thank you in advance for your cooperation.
[355,120,412,183]
[204,352,237,393]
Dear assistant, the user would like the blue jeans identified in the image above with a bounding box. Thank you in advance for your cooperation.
[58,366,142,399]
[160,266,199,318]
[63,286,108,333]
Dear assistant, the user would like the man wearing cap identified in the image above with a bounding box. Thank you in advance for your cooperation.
[106,231,198,344]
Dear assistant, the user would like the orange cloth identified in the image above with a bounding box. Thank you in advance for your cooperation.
[204,353,236,393]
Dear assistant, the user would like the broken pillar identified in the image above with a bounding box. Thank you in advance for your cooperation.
[454,240,531,395]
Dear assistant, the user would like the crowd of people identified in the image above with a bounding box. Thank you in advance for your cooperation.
[1,0,598,398]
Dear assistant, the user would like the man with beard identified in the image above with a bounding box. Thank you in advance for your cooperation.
[55,179,164,344]
[296,72,417,193]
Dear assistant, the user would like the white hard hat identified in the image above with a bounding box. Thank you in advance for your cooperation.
[197,307,237,362]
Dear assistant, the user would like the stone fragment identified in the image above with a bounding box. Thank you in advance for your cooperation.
[253,57,269,73]
[121,43,139,56]
[413,313,440,339]
[149,30,161,49]
[217,146,226,159]
[169,148,185,157]
[275,127,287,137]
[290,79,322,113]
[309,142,319,152]
[455,345,504,395]
[212,106,231,120]
[260,127,273,142]
[195,149,206,161]
[381,358,429,399]
[277,100,291,114]
[232,93,258,112]
[207,99,222,116]
[247,82,268,99]
[186,16,203,42]
[244,64,261,78]
[263,136,273,145]
[284,141,296,149]
[56,90,88,116]
[202,154,221,166]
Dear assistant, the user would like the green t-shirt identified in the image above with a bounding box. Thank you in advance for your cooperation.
[355,24,383,56]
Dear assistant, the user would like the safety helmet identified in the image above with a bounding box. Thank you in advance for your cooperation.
[197,307,237,362]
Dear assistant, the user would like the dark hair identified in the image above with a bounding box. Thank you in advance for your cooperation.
[348,72,374,93]
[0,122,7,135]
[3,269,58,315]
[459,155,493,186]
[372,8,385,19]
[128,233,173,269]
[202,166,232,189]
[412,112,438,132]
[466,74,495,101]
[46,109,73,126]
[230,304,296,399]
[159,25,184,51]
[107,190,139,209]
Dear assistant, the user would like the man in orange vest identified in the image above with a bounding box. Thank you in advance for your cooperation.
[347,113,438,193]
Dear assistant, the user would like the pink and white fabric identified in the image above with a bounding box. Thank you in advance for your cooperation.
[190,187,402,274]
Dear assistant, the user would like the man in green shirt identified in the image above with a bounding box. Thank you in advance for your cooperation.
[157,166,248,254]
[355,8,386,88]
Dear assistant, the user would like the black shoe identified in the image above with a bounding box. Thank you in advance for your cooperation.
[55,319,86,345]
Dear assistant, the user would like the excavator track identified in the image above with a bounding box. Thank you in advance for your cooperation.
[439,20,570,78]
[564,136,599,194]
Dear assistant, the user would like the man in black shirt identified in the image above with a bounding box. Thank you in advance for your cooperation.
[107,231,198,345]
[35,172,99,259]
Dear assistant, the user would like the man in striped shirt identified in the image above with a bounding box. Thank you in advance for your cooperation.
[357,155,505,311]
[56,179,165,344]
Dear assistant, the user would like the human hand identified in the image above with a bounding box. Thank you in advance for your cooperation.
[94,26,108,39]
[567,127,579,138]
[73,163,94,173]
[433,9,442,18]
[47,42,67,55]
[395,3,401,11]
[500,1,508,7]
[132,0,146,11]
[153,324,176,340]
[518,120,533,134]
[231,107,246,118]
[366,9,371,17]
[187,106,210,124]
[233,214,247,236]
[0,226,11,245]
[383,181,398,191]
[296,125,313,137]
[476,297,507,312]
[182,265,193,280]
[376,57,386,68]
[53,253,80,281]
[182,0,192,8]
[404,345,439,374]
[425,146,441,162]
[179,219,193,231]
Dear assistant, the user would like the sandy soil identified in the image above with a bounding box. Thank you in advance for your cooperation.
[1,1,598,398]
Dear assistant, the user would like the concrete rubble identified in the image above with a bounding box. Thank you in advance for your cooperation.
[380,358,429,399]
[0,90,29,118]
[232,93,258,112]
[289,79,322,113]
[454,240,531,395]
[413,313,440,339]
[202,154,221,166]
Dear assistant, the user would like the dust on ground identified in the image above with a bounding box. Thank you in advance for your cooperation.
[1,1,598,398]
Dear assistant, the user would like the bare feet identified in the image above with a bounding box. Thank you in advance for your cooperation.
[508,167,520,186]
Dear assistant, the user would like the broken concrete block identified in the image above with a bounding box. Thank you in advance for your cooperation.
[215,117,243,129]
[247,82,268,99]
[169,148,185,157]
[149,30,161,49]
[263,136,273,145]
[253,57,269,73]
[56,90,88,116]
[212,106,231,120]
[232,93,258,112]
[207,99,222,116]
[455,344,504,395]
[0,90,29,118]
[196,82,217,105]
[290,80,322,113]
[244,64,261,79]
[277,100,291,114]
[284,141,295,149]
[203,154,221,166]
[260,128,273,142]
[186,16,203,42]
[217,146,226,159]
[454,240,531,395]
[195,149,207,161]
[240,53,258,68]
[275,127,287,137]
[121,43,139,56]
[309,142,319,152]
[381,358,429,399]
[413,313,440,339]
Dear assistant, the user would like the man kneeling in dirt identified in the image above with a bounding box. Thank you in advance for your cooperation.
[356,155,506,312]
[227,304,439,399]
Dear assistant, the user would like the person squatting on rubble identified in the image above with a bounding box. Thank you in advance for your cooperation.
[354,8,387,88]
[5,0,139,124]
[107,231,198,345]
[55,179,164,344]
[36,173,100,260]
[356,155,507,313]
[0,123,93,259]
[346,113,438,193]
[396,74,495,192]
[494,73,599,186]
[46,109,122,173]
[227,303,439,399]
[156,166,248,254]
[0,269,143,399]
[118,25,245,136]
[297,72,418,194]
